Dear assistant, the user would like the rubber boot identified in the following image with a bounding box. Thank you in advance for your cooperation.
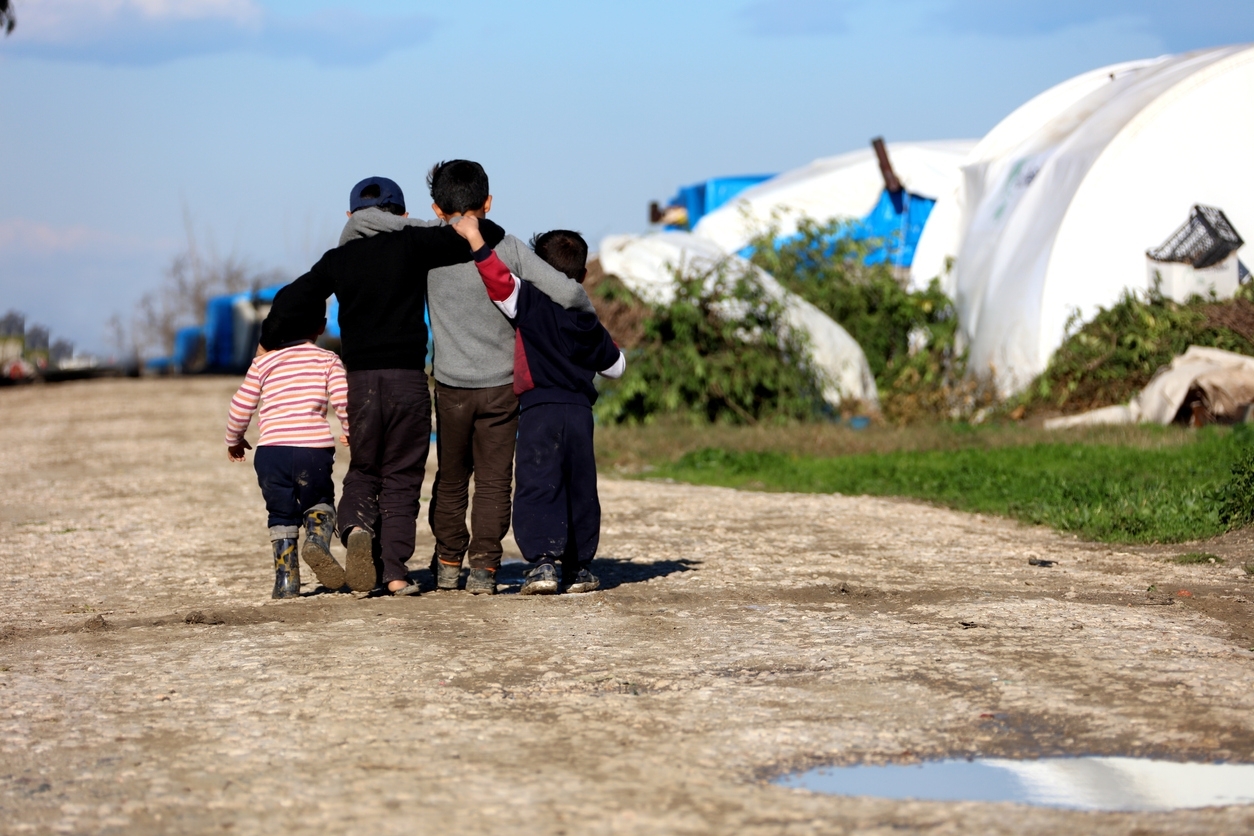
[301,504,346,591]
[271,536,301,599]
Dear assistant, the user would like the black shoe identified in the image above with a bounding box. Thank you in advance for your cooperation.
[271,537,301,599]
[466,568,497,595]
[301,505,345,591]
[566,568,600,594]
[344,528,377,592]
[435,560,462,590]
[520,563,559,595]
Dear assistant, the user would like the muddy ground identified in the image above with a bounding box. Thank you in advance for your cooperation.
[1,378,1253,835]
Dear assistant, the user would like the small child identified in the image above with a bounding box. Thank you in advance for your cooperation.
[225,313,350,598]
[453,216,625,594]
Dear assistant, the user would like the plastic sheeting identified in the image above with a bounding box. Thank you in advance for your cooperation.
[693,141,976,258]
[944,45,1254,395]
[1044,346,1254,429]
[598,231,879,409]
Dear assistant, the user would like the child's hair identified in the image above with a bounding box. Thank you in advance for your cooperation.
[353,182,406,216]
[427,160,489,215]
[263,312,327,348]
[531,230,588,281]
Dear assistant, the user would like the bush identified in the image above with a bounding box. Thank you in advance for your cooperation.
[1218,437,1254,529]
[594,261,827,425]
[1018,286,1254,416]
[746,217,994,423]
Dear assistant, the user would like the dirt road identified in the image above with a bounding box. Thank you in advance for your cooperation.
[1,378,1252,835]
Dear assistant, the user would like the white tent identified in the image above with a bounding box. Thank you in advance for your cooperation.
[599,231,880,409]
[943,44,1254,395]
[692,140,977,256]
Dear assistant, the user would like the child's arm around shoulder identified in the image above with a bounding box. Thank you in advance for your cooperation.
[225,358,264,461]
[501,239,594,314]
[453,216,522,317]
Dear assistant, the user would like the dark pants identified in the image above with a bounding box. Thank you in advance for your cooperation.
[512,402,600,568]
[254,446,335,534]
[429,382,520,571]
[338,369,431,584]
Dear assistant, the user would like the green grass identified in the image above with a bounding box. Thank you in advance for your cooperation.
[652,428,1251,544]
[1173,552,1223,565]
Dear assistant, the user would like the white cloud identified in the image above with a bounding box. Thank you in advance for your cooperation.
[4,1,436,65]
[0,218,173,255]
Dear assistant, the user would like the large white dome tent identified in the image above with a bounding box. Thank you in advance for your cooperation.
[942,44,1254,395]
[599,231,880,410]
[691,140,977,257]
[908,58,1159,290]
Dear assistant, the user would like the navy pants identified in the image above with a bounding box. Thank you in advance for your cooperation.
[254,446,336,534]
[512,403,600,568]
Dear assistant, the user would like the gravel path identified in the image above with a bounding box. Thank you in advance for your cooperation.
[1,378,1252,835]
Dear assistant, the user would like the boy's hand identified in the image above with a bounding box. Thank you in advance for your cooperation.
[338,434,349,446]
[451,215,487,251]
[227,439,252,462]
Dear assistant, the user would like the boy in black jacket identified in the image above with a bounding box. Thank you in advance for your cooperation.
[261,177,506,596]
[452,217,625,594]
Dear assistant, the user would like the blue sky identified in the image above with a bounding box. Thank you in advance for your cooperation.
[1,0,1251,353]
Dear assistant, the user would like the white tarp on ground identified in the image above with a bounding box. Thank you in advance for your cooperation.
[945,44,1254,395]
[598,231,880,409]
[691,141,977,258]
[1044,346,1254,429]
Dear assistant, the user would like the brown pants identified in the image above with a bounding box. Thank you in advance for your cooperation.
[429,382,519,571]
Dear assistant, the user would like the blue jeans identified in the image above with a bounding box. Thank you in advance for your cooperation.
[254,446,336,535]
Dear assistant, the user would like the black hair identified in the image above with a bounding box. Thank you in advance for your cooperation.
[262,310,327,348]
[352,182,406,215]
[531,230,588,281]
[427,160,490,215]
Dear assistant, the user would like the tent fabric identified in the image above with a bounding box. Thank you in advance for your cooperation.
[942,44,1254,395]
[692,141,976,257]
[1044,346,1254,429]
[598,231,879,409]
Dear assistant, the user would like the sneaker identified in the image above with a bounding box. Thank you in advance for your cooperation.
[565,568,600,594]
[435,560,462,591]
[520,563,559,595]
[465,568,497,595]
[344,528,377,592]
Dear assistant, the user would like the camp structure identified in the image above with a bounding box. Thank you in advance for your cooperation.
[598,231,879,410]
[649,174,776,231]
[691,140,976,266]
[931,44,1254,395]
[170,284,288,374]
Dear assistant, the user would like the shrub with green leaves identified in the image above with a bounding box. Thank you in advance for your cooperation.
[1218,434,1254,529]
[1018,286,1254,416]
[746,217,991,423]
[594,262,827,425]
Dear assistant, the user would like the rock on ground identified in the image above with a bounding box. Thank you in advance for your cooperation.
[1,378,1252,835]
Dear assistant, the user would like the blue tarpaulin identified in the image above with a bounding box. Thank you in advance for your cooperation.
[857,189,936,268]
[742,188,937,269]
[667,175,774,230]
[172,325,205,372]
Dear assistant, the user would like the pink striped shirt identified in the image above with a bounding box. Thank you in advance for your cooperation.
[225,342,349,449]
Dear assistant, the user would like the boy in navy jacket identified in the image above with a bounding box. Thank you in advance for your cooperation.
[453,217,624,594]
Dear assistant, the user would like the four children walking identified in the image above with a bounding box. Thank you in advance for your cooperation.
[226,162,623,599]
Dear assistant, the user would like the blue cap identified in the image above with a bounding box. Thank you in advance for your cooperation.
[349,176,405,213]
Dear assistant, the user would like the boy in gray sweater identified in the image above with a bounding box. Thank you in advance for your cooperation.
[339,160,593,594]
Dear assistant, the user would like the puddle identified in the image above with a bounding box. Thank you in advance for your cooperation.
[777,757,1254,811]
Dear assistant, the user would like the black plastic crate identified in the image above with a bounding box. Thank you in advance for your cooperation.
[1147,204,1244,269]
